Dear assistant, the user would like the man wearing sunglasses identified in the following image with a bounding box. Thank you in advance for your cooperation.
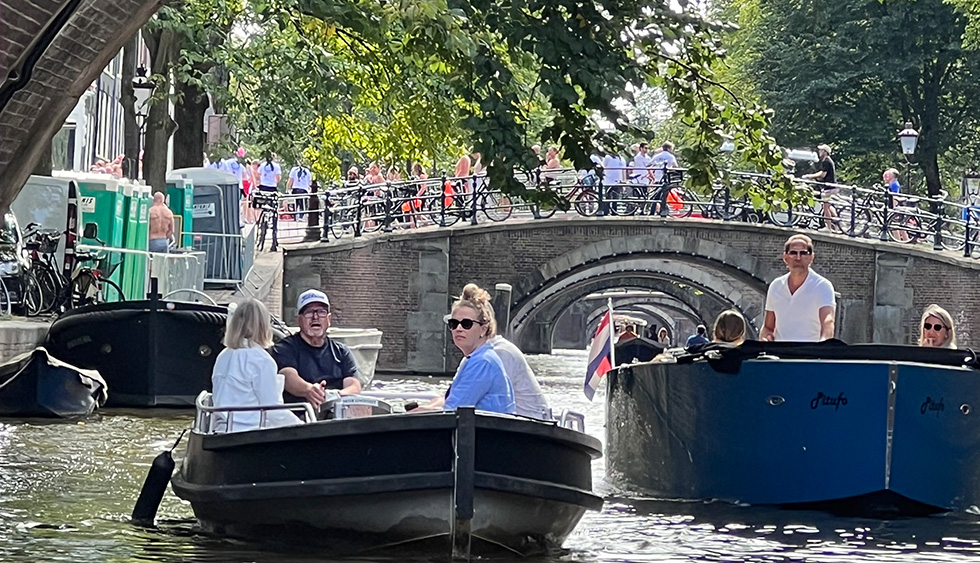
[270,289,361,408]
[760,234,836,342]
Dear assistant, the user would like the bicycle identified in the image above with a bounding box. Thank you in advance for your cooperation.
[23,223,68,314]
[67,247,124,308]
[252,191,280,251]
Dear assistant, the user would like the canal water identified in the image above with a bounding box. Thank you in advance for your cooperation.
[2,350,980,562]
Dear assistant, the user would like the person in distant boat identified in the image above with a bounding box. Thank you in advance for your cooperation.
[919,304,957,349]
[269,289,361,409]
[212,299,302,432]
[416,284,516,414]
[618,323,639,342]
[712,310,747,346]
[685,324,709,348]
[657,327,671,346]
[148,192,174,253]
[760,234,836,342]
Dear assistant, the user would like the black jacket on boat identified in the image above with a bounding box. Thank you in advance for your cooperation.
[269,334,359,401]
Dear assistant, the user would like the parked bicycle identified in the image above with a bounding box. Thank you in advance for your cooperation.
[252,191,280,251]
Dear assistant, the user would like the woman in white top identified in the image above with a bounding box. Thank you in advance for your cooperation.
[212,299,302,432]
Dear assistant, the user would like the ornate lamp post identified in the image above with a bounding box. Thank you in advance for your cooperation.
[898,122,918,191]
[132,65,154,180]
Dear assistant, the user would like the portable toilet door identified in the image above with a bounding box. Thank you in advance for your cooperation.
[120,180,139,300]
[75,175,125,301]
[166,178,194,248]
[11,175,79,273]
[168,168,242,285]
[133,184,151,298]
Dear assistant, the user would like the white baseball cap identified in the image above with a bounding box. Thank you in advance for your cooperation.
[297,289,330,313]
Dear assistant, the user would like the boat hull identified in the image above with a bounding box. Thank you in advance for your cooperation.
[172,411,602,556]
[606,345,980,512]
[0,347,106,417]
[44,300,226,407]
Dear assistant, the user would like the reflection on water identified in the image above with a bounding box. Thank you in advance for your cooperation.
[2,349,980,562]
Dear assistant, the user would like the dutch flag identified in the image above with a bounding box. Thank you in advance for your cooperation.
[584,300,615,400]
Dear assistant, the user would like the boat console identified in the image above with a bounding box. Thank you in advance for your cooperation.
[318,395,392,420]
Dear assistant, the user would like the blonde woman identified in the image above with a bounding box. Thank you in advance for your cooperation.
[212,299,302,432]
[919,304,957,349]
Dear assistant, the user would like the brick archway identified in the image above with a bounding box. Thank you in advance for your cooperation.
[0,0,162,208]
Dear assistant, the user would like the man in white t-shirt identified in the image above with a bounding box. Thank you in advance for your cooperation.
[760,234,836,342]
[650,141,678,184]
[632,142,656,184]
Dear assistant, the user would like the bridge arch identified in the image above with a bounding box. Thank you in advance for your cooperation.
[509,239,771,353]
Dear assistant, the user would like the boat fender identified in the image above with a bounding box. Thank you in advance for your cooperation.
[131,429,187,526]
[404,401,419,411]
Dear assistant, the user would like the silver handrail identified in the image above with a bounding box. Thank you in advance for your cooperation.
[193,391,317,434]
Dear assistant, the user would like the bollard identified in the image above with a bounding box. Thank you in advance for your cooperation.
[383,182,394,233]
[596,173,607,217]
[321,190,332,242]
[848,190,856,237]
[305,189,320,242]
[354,186,364,237]
[933,198,944,251]
[492,283,513,340]
[723,184,731,221]
[439,174,448,228]
[469,176,479,226]
[880,189,891,241]
[965,209,972,258]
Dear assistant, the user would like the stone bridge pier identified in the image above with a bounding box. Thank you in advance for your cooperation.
[282,218,980,374]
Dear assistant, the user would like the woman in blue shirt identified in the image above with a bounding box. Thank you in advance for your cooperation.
[419,284,516,414]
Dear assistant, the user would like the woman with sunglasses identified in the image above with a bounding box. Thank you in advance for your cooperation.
[919,304,957,349]
[419,284,516,414]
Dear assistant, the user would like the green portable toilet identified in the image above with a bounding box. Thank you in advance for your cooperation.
[76,174,125,300]
[166,178,194,247]
[119,181,150,300]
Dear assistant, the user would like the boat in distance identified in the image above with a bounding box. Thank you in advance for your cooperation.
[605,340,980,514]
[171,393,603,557]
[0,347,107,417]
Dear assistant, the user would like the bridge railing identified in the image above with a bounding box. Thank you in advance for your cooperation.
[281,168,980,259]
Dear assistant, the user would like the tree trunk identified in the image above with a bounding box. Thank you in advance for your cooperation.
[173,79,208,169]
[143,25,179,194]
[120,33,140,180]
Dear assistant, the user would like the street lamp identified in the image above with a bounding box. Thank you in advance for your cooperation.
[132,65,154,180]
[898,121,918,157]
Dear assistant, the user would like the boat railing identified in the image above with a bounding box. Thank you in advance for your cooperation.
[556,409,586,432]
[192,391,317,434]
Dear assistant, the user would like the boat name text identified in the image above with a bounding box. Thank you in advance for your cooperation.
[920,396,945,416]
[810,392,847,410]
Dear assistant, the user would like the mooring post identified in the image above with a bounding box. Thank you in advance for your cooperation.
[493,283,513,340]
[451,407,476,560]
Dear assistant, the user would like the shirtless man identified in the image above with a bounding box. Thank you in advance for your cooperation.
[148,192,174,253]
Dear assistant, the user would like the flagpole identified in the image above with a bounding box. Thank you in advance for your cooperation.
[608,297,615,369]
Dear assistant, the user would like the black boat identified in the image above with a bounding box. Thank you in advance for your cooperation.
[0,347,107,417]
[171,394,603,557]
[614,335,665,365]
[44,297,227,407]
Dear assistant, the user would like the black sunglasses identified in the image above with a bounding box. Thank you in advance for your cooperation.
[447,318,486,330]
[785,249,813,257]
[923,322,947,331]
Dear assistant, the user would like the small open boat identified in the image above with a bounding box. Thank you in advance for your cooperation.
[606,340,980,514]
[0,347,107,417]
[171,393,603,557]
[614,335,664,365]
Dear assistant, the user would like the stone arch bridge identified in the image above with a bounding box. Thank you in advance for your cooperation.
[282,217,980,375]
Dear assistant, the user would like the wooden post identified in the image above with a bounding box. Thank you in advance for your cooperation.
[451,407,476,560]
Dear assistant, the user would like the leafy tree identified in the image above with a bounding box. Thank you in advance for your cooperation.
[739,0,980,195]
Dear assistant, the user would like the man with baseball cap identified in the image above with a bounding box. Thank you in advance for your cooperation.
[269,289,361,407]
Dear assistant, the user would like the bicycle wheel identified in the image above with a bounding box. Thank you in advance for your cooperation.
[573,190,601,216]
[257,213,269,251]
[0,277,9,317]
[608,185,641,216]
[668,189,695,218]
[766,201,805,227]
[361,201,387,233]
[482,192,513,222]
[99,277,125,303]
[32,263,60,313]
[21,271,43,317]
[836,206,872,237]
[884,212,920,244]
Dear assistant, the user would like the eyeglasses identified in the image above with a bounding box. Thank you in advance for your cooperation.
[923,322,948,331]
[785,249,813,257]
[301,308,330,319]
[446,318,486,330]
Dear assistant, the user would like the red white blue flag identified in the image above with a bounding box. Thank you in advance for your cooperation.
[585,300,615,400]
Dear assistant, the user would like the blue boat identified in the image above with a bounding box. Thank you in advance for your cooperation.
[605,340,980,514]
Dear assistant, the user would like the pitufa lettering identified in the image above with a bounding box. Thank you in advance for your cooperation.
[810,392,847,410]
[920,396,945,416]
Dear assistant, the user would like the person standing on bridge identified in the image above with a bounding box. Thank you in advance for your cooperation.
[761,234,836,342]
[802,144,840,231]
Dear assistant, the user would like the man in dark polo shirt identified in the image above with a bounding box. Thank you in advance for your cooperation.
[270,289,361,407]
